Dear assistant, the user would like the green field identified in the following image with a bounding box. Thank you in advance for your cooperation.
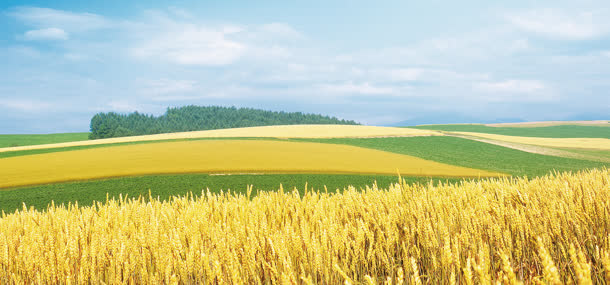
[410,124,610,138]
[302,136,610,177]
[0,132,89,148]
[0,173,465,213]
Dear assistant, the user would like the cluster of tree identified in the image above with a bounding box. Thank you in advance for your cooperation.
[89,105,359,139]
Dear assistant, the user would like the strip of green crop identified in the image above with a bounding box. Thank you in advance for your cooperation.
[0,174,465,214]
[0,132,89,148]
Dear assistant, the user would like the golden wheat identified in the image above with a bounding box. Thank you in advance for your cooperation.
[0,169,608,284]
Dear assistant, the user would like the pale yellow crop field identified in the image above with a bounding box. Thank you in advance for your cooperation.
[0,125,441,153]
[0,140,499,189]
[455,131,610,150]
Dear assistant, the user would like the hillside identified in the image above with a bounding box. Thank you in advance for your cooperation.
[1,122,608,213]
[89,105,359,139]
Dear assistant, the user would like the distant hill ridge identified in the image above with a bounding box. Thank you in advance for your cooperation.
[89,105,359,139]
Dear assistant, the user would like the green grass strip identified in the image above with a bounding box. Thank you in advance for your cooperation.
[0,132,89,148]
[0,174,464,214]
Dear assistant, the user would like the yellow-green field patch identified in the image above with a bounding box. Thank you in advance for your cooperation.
[0,139,500,189]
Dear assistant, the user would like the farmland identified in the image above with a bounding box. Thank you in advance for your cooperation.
[3,0,608,282]
[1,122,609,283]
[0,139,499,189]
[1,169,608,283]
[1,123,609,213]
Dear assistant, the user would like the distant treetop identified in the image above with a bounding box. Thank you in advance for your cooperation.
[89,105,359,139]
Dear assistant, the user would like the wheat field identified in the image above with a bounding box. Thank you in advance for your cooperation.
[455,131,610,150]
[0,169,608,284]
[0,140,497,189]
[0,125,441,153]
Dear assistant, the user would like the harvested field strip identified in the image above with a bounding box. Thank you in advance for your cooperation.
[0,140,499,189]
[454,131,610,150]
[0,125,441,153]
[0,169,608,283]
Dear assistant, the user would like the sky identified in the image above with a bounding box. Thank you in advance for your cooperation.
[0,0,609,133]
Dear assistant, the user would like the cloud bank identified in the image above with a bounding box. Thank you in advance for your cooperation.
[1,3,609,133]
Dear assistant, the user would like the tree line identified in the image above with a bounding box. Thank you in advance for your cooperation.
[89,105,359,139]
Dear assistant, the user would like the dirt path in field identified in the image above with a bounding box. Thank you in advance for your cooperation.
[445,132,610,162]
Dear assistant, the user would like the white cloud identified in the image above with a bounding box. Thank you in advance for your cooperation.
[10,7,112,32]
[107,100,139,112]
[386,68,423,81]
[472,79,556,102]
[0,99,53,112]
[507,9,608,40]
[131,25,246,65]
[474,79,546,93]
[23,28,68,40]
[320,82,395,95]
[258,23,303,39]
[167,7,194,19]
[142,78,197,96]
[128,14,304,66]
[368,67,489,86]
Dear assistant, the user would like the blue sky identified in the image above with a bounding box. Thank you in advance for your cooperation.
[1,0,609,133]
